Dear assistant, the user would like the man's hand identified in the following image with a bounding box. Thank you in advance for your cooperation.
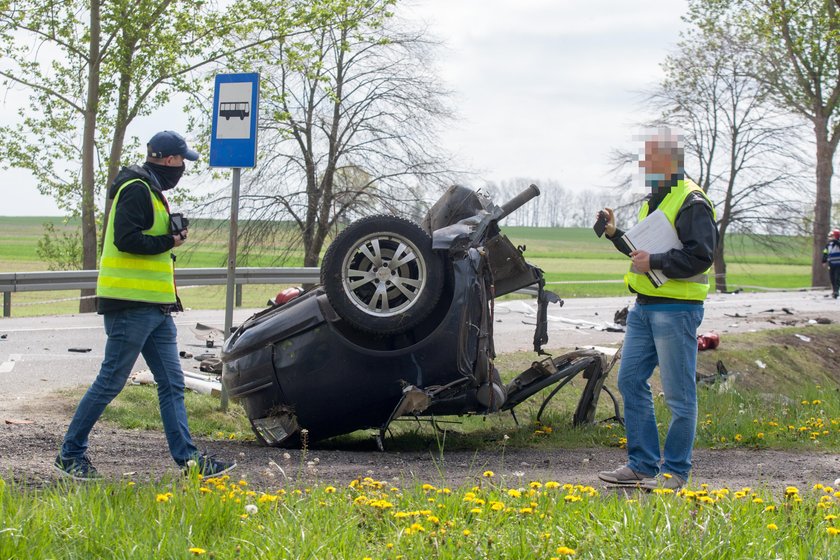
[172,230,188,248]
[630,250,651,273]
[602,207,616,237]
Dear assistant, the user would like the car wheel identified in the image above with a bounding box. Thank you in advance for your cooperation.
[321,215,444,334]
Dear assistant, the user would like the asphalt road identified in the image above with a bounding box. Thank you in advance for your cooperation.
[1,289,838,409]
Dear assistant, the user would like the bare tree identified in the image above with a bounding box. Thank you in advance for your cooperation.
[650,10,807,292]
[198,0,455,267]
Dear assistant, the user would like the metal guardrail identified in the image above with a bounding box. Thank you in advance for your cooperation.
[0,267,321,317]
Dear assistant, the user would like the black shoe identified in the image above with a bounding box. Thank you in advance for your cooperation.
[182,454,237,477]
[54,454,101,481]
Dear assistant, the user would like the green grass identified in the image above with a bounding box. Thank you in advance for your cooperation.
[2,469,839,558]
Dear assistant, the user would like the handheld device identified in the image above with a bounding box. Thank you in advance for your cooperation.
[170,213,190,239]
[593,211,608,238]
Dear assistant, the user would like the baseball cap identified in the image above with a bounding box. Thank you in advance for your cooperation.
[147,131,199,161]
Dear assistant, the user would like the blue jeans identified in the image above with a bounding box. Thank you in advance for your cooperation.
[617,302,704,480]
[60,307,198,464]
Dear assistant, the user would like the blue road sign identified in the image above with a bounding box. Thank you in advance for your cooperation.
[210,73,260,168]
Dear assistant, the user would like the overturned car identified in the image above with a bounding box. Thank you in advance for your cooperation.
[221,185,618,448]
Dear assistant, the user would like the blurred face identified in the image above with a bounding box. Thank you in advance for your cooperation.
[640,140,680,193]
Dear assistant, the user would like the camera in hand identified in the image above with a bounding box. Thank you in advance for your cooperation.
[593,211,608,238]
[170,213,190,239]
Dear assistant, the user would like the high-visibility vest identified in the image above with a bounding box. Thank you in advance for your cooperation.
[96,179,176,304]
[624,179,716,301]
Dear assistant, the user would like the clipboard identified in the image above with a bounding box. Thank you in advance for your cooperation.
[621,210,682,288]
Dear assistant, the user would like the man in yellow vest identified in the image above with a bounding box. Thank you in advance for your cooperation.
[597,128,718,490]
[55,131,235,480]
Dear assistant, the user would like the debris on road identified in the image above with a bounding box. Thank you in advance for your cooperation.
[67,347,92,353]
[755,359,767,369]
[179,350,194,359]
[697,332,720,351]
[4,419,33,425]
[129,368,222,395]
[0,334,7,340]
[199,357,223,374]
[614,306,628,326]
[189,323,225,349]
[795,334,812,342]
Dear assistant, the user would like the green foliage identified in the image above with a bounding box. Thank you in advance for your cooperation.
[35,222,83,271]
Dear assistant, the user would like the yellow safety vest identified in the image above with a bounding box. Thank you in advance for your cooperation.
[624,179,716,301]
[96,179,176,304]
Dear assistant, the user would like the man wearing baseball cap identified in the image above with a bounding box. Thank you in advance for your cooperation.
[55,131,236,480]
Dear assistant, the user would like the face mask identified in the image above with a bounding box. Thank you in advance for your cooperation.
[146,162,185,190]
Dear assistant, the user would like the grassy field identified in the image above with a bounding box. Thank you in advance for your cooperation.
[0,216,816,316]
[3,326,840,559]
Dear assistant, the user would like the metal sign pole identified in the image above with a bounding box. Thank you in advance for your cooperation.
[220,167,241,411]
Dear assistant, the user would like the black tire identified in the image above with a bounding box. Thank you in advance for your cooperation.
[321,215,444,334]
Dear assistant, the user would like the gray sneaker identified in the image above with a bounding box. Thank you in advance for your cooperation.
[598,465,649,485]
[640,473,686,491]
[54,454,102,481]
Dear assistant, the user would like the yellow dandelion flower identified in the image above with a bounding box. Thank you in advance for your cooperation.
[530,481,542,489]
[785,486,799,496]
[764,505,776,512]
[422,484,436,491]
[827,527,840,536]
[490,501,505,511]
[519,507,533,514]
[507,489,522,498]
[483,471,495,478]
[410,523,425,532]
[757,433,764,439]
[766,523,778,531]
[545,481,561,489]
[470,507,482,514]
[463,529,471,536]
[752,498,764,504]
[555,546,576,556]
[188,548,206,555]
[825,514,838,521]
[156,493,171,503]
[324,486,336,494]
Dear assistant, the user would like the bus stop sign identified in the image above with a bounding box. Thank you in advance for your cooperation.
[210,73,259,168]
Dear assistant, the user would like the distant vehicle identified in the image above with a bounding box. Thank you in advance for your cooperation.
[219,101,250,120]
[222,185,620,449]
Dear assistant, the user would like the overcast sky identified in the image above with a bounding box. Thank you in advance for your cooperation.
[0,0,687,216]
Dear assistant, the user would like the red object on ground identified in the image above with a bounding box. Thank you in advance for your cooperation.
[697,331,720,351]
[274,287,303,306]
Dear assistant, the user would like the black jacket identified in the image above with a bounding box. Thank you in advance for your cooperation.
[97,165,176,314]
[608,190,718,304]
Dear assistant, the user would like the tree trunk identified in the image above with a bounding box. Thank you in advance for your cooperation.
[79,0,102,313]
[812,116,834,287]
